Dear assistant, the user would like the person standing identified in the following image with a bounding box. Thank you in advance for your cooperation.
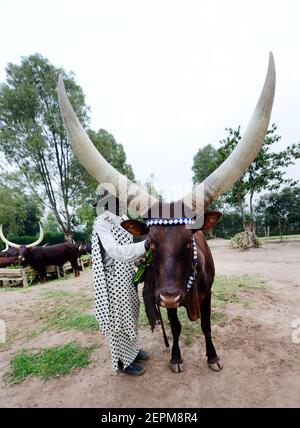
[92,188,149,376]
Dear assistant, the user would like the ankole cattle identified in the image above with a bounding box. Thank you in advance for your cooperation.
[58,53,275,372]
[0,243,19,258]
[0,224,81,280]
[0,256,19,267]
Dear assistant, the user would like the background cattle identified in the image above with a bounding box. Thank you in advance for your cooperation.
[0,224,82,281]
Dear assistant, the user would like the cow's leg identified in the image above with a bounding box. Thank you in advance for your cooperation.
[200,293,223,372]
[71,260,80,277]
[38,269,47,282]
[167,308,183,373]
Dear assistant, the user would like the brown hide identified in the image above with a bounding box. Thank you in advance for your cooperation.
[185,231,215,321]
[122,212,220,322]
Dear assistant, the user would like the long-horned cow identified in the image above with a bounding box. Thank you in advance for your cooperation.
[58,53,275,372]
[0,243,19,258]
[0,224,81,280]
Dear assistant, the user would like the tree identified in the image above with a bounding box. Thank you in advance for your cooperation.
[73,128,136,236]
[256,186,300,240]
[43,212,61,234]
[216,127,248,228]
[192,144,219,184]
[192,143,225,216]
[0,183,42,240]
[0,56,136,241]
[217,124,300,227]
[75,128,135,204]
[0,53,89,241]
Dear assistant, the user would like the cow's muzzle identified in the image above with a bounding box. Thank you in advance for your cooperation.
[159,294,181,308]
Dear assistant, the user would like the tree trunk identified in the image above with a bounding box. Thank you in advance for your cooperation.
[64,230,73,243]
[240,201,246,230]
[249,192,254,226]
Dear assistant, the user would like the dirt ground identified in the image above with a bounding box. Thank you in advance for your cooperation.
[0,241,299,408]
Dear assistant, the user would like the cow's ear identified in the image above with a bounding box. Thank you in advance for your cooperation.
[191,211,222,233]
[121,220,149,236]
[200,211,222,230]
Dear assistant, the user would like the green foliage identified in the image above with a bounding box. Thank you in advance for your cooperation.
[218,125,300,221]
[0,184,42,241]
[256,186,300,238]
[192,144,219,184]
[213,211,247,239]
[192,124,300,230]
[0,53,89,236]
[43,212,61,234]
[74,129,136,235]
[6,342,94,383]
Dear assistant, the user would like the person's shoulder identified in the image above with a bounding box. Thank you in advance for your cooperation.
[94,212,111,227]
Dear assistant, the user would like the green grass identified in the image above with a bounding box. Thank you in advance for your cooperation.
[26,330,40,340]
[212,274,266,307]
[0,286,33,293]
[39,291,99,332]
[53,314,99,331]
[0,328,20,348]
[42,290,76,299]
[5,342,95,384]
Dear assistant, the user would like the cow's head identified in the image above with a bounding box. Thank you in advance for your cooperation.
[121,210,221,307]
[0,223,44,262]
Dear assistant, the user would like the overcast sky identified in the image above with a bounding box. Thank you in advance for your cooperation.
[0,0,299,200]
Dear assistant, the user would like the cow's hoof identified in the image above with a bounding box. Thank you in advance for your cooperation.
[169,361,184,373]
[208,358,223,372]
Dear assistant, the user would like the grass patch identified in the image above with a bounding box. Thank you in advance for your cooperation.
[38,291,98,332]
[26,330,40,340]
[5,342,95,384]
[42,290,76,299]
[54,314,99,331]
[0,328,20,349]
[0,286,33,293]
[212,274,266,307]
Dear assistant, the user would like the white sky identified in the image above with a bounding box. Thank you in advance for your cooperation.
[0,0,299,200]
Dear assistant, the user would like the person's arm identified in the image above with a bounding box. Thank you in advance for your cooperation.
[94,218,146,262]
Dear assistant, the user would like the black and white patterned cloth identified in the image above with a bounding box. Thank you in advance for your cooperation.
[92,213,140,370]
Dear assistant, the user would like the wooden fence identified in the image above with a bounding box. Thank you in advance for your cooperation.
[0,256,91,288]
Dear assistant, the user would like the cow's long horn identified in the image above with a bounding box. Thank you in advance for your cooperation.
[0,225,20,249]
[57,76,158,217]
[181,52,276,212]
[0,243,9,252]
[26,223,44,248]
[0,223,44,249]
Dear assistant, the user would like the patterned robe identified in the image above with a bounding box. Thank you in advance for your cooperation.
[92,212,144,370]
